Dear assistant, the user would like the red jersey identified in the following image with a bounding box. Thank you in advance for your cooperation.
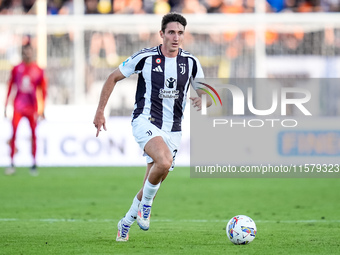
[6,62,47,115]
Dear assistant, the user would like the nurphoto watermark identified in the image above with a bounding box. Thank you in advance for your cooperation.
[190,78,340,178]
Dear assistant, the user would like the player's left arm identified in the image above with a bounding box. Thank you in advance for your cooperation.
[190,88,212,111]
[189,58,212,111]
[37,70,48,119]
[4,68,15,118]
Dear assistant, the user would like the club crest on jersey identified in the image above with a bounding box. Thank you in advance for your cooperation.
[179,63,186,75]
[166,77,177,89]
[155,58,162,64]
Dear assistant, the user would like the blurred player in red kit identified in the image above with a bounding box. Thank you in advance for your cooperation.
[4,44,47,176]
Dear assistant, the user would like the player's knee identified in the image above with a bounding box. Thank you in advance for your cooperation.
[157,155,173,171]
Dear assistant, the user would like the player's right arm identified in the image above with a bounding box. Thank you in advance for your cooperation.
[4,67,15,118]
[93,68,125,137]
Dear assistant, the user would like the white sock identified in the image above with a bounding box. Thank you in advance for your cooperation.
[141,179,161,206]
[123,195,140,226]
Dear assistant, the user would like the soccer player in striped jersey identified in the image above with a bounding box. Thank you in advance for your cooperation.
[93,12,212,241]
[4,44,47,176]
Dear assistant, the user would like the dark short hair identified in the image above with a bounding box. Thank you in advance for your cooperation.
[161,13,187,32]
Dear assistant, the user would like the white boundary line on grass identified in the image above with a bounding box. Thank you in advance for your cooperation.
[0,218,340,223]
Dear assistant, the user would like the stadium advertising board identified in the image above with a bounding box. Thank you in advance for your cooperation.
[0,117,190,167]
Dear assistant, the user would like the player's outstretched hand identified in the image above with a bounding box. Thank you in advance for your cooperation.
[39,111,46,120]
[189,97,202,111]
[93,111,107,137]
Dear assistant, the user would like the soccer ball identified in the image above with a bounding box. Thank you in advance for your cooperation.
[226,215,257,245]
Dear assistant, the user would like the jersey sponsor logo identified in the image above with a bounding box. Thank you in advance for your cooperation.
[20,75,33,93]
[146,130,152,136]
[159,88,179,99]
[152,66,163,72]
[165,77,176,89]
[179,63,186,75]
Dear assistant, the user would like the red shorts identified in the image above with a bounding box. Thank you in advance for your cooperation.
[12,109,38,131]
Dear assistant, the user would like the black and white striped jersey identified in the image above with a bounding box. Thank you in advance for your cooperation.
[119,45,204,132]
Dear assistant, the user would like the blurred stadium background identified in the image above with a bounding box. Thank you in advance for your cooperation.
[1,0,340,167]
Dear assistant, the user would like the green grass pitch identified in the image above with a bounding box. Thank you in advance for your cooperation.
[1,167,340,255]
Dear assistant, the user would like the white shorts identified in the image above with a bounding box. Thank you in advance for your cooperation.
[131,116,182,171]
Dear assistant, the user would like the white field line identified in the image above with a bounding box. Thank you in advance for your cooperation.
[0,218,339,223]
